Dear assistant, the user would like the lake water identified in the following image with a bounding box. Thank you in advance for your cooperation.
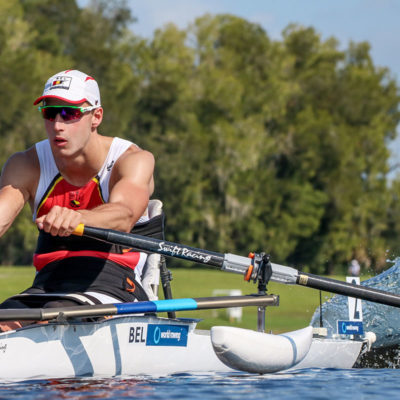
[1,369,400,400]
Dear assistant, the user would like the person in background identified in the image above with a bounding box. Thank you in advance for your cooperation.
[348,259,361,277]
[0,69,155,330]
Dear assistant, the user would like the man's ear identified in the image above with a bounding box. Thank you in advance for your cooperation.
[91,107,103,129]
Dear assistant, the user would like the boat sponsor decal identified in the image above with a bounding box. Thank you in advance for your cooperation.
[146,324,189,347]
[128,325,146,344]
[157,242,212,263]
[337,320,364,335]
[0,343,6,354]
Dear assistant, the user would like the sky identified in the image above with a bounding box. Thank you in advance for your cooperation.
[127,0,400,83]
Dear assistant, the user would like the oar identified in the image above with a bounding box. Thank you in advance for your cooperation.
[0,295,278,321]
[73,224,400,309]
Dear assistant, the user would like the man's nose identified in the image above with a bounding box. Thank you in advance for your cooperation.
[53,113,65,128]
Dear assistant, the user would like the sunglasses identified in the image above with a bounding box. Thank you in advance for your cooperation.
[38,105,98,121]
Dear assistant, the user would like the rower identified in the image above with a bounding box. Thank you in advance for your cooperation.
[0,70,155,329]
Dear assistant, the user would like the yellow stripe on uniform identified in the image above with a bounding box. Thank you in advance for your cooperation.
[92,176,105,204]
[36,175,64,217]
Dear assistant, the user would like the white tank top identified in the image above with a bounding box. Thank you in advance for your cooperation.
[33,137,149,281]
[33,137,149,222]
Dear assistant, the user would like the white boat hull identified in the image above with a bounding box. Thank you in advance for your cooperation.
[0,316,361,381]
[0,316,231,381]
[294,337,363,369]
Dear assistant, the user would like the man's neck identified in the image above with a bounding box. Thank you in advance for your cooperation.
[54,134,111,186]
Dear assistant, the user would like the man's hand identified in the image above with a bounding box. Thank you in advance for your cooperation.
[35,205,83,236]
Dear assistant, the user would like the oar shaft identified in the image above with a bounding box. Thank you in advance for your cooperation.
[297,272,400,308]
[73,225,400,309]
[79,226,225,268]
[0,295,279,321]
[195,295,279,309]
[75,226,258,279]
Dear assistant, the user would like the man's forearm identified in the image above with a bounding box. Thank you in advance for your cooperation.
[78,202,140,232]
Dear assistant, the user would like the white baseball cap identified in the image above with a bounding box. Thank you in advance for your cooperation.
[33,70,101,106]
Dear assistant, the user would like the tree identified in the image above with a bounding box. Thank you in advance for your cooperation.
[0,3,399,275]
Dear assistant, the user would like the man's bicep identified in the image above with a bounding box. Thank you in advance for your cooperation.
[0,169,31,235]
[108,151,155,220]
[108,179,151,214]
[121,150,154,186]
[0,153,33,203]
[0,154,33,235]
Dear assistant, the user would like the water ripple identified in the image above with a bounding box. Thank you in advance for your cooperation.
[0,370,399,400]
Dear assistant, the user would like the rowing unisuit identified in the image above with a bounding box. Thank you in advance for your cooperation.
[30,137,149,303]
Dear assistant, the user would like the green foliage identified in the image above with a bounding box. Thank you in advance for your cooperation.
[0,2,399,274]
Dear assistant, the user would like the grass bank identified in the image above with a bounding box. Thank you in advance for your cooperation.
[0,266,35,301]
[0,266,350,333]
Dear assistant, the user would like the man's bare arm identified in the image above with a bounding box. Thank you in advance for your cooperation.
[36,149,155,236]
[0,150,37,237]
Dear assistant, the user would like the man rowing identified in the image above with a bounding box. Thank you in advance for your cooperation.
[0,70,155,330]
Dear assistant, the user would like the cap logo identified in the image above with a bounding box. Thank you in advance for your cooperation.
[49,76,72,91]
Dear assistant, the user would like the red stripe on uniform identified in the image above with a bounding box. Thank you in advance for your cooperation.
[33,250,141,272]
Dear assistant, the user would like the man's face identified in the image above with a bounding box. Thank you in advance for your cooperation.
[42,98,100,159]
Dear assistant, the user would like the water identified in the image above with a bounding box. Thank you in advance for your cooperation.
[1,369,399,399]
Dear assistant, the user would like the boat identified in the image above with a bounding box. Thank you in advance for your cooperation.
[294,329,367,370]
[0,289,374,381]
[0,219,398,380]
[0,300,313,381]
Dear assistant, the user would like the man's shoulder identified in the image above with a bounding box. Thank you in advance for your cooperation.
[0,146,40,204]
[120,146,155,166]
[5,146,38,168]
[108,135,153,162]
[1,146,39,184]
[110,141,154,182]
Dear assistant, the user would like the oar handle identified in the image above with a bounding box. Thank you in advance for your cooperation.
[73,223,85,236]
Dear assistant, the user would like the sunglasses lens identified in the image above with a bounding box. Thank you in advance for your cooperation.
[59,107,83,121]
[41,107,83,121]
[41,107,57,121]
